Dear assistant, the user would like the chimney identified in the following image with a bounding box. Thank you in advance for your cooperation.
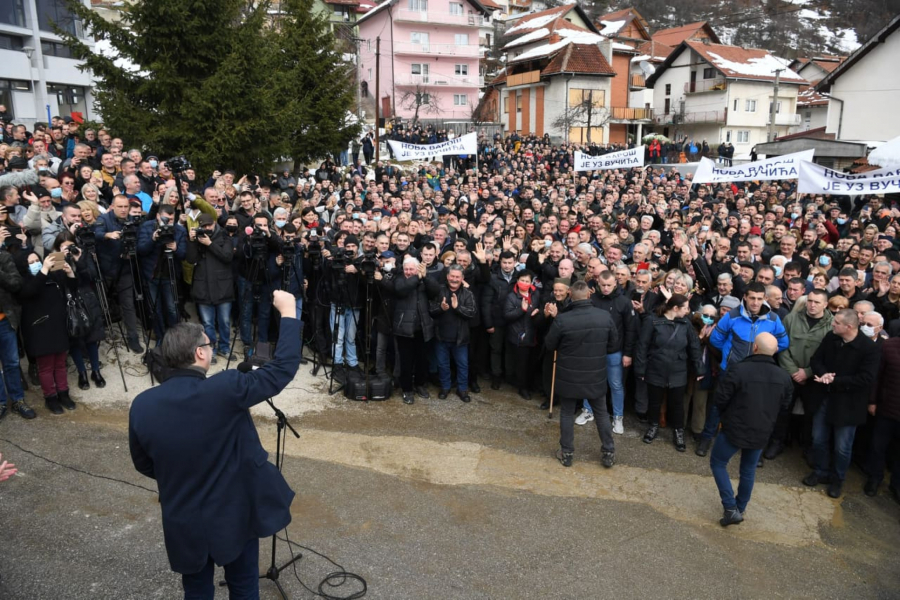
[598,37,612,65]
[549,32,561,44]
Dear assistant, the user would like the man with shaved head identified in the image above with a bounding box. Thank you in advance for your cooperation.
[709,332,794,527]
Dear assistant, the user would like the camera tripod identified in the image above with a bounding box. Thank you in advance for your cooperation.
[326,266,362,396]
[306,260,332,379]
[81,242,129,391]
[225,249,268,371]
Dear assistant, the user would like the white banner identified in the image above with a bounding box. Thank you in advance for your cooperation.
[797,161,900,196]
[574,146,644,171]
[387,132,477,161]
[692,149,815,184]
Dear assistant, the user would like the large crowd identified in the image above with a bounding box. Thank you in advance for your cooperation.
[1,115,899,506]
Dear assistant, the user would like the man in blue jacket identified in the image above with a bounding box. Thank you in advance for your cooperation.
[137,204,187,345]
[129,290,301,598]
[696,282,788,456]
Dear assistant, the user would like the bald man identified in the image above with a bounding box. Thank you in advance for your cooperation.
[709,332,794,526]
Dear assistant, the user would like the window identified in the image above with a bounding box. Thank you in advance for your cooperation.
[725,130,732,142]
[568,88,605,108]
[805,110,812,122]
[516,93,522,113]
[503,94,509,113]
[769,100,782,113]
[417,92,430,104]
[733,98,739,111]
[411,63,429,82]
[665,83,671,96]
[0,0,26,27]
[703,67,716,79]
[41,40,74,58]
[454,94,467,106]
[0,33,24,51]
[368,68,372,80]
[454,33,469,45]
[36,0,80,36]
[410,32,429,45]
[737,130,750,143]
[664,98,670,114]
[0,79,31,120]
[408,0,427,10]
[454,64,468,76]
[449,2,463,15]
[745,99,757,112]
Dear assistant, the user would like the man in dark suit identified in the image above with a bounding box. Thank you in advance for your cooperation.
[129,290,301,598]
[545,281,619,468]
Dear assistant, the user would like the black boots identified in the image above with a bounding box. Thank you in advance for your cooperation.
[45,395,64,415]
[720,508,743,527]
[643,424,659,444]
[78,371,90,390]
[91,370,106,388]
[674,428,686,452]
[58,390,76,411]
[556,449,573,467]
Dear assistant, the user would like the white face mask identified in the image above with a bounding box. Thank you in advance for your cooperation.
[860,324,876,338]
[383,262,394,272]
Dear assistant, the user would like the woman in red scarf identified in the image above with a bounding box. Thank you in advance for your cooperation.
[503,269,540,401]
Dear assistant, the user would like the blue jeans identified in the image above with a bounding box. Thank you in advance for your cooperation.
[181,537,259,600]
[701,401,721,440]
[811,399,857,482]
[149,278,178,345]
[70,341,101,374]
[330,304,359,366]
[436,340,468,392]
[197,302,232,355]
[709,434,762,512]
[239,278,272,345]
[0,318,24,404]
[294,298,304,353]
[607,351,624,417]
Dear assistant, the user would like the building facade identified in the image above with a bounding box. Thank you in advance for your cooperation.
[357,0,489,123]
[0,0,95,127]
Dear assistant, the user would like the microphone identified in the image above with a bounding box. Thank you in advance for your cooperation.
[245,226,254,236]
[236,361,255,373]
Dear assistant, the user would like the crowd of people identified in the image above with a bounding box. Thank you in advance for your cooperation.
[2,115,900,521]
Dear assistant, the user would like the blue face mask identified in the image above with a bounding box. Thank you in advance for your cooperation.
[773,265,783,277]
[275,220,286,229]
[28,262,41,276]
[837,217,848,225]
[51,187,63,199]
[791,213,800,220]
[818,255,830,266]
[515,263,525,271]
[807,274,815,282]
[149,160,159,169]
[701,315,715,326]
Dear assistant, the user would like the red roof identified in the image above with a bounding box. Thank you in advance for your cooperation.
[479,0,501,8]
[595,7,650,40]
[773,127,834,142]
[685,40,806,83]
[505,17,591,49]
[797,85,828,107]
[542,43,615,76]
[635,39,674,61]
[504,4,577,35]
[325,0,360,5]
[652,21,720,47]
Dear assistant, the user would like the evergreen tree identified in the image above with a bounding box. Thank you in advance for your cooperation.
[61,0,286,175]
[272,0,361,170]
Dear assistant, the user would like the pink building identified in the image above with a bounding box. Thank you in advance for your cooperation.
[357,0,490,122]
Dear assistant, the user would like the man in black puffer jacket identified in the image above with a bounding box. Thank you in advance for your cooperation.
[429,264,477,403]
[545,281,619,468]
[391,256,438,404]
[709,332,793,527]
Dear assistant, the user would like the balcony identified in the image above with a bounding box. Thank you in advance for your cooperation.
[393,8,484,26]
[393,41,479,58]
[506,69,540,88]
[509,0,531,7]
[395,73,483,87]
[684,78,727,94]
[629,74,645,89]
[774,113,802,126]
[610,107,654,121]
[655,110,727,125]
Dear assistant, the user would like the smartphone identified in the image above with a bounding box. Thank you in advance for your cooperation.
[631,289,642,302]
[48,251,67,271]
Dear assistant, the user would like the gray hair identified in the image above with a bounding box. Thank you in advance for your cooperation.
[160,322,206,369]
[864,311,884,327]
[854,300,875,313]
[717,273,733,283]
[447,264,465,275]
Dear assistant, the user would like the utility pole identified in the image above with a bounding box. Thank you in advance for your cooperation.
[353,36,362,123]
[768,68,783,142]
[375,36,380,163]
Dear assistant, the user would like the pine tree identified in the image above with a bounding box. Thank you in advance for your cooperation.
[61,0,286,175]
[272,0,361,170]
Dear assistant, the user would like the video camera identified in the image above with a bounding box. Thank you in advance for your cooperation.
[354,250,378,284]
[157,216,176,247]
[306,231,322,266]
[330,247,355,272]
[280,238,296,262]
[167,155,191,174]
[121,218,141,257]
[194,228,211,241]
[248,225,269,259]
[73,223,96,250]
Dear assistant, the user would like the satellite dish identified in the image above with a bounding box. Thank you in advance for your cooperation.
[639,60,656,76]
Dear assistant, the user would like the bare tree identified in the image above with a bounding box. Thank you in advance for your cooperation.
[551,89,610,143]
[398,85,441,127]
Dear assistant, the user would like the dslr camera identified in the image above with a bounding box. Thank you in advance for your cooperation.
[167,155,191,174]
[157,216,176,246]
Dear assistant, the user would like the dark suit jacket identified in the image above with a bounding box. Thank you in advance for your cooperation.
[129,318,302,573]
[808,331,880,427]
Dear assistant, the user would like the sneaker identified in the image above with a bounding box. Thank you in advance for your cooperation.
[674,428,686,452]
[402,392,415,405]
[642,424,659,444]
[612,416,624,435]
[216,350,236,360]
[556,449,573,468]
[720,508,744,527]
[414,385,430,399]
[601,451,615,468]
[12,400,36,419]
[695,437,712,457]
[575,410,594,426]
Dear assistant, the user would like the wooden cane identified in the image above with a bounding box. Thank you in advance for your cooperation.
[548,350,558,419]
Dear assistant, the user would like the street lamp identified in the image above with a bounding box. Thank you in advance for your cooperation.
[22,45,34,60]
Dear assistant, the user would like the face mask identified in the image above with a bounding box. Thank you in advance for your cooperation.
[861,324,875,338]
[701,315,715,326]
[28,262,42,276]
[818,255,830,266]
[275,220,286,229]
[51,187,63,199]
[837,217,848,225]
[149,160,158,169]
[517,281,531,292]
[515,263,525,271]
[773,265,783,277]
[791,213,800,220]
[807,274,815,282]
[383,263,394,272]
[701,225,709,232]
[225,225,238,234]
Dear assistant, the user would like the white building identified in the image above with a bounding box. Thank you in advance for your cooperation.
[646,40,806,157]
[0,0,95,127]
[817,15,900,143]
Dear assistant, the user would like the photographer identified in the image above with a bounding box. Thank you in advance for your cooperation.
[137,204,187,345]
[94,194,143,353]
[237,214,280,357]
[41,204,82,254]
[272,224,307,362]
[186,213,234,363]
[324,233,365,379]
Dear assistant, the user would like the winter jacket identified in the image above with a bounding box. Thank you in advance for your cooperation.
[503,289,539,347]
[428,284,476,346]
[711,302,788,371]
[391,272,436,341]
[136,219,188,283]
[0,249,22,331]
[69,248,106,344]
[481,269,515,330]
[716,354,794,449]
[18,269,75,356]
[808,332,880,427]
[872,338,900,422]
[635,315,702,388]
[186,226,235,306]
[778,309,832,379]
[544,299,618,400]
[93,210,128,279]
[589,285,638,357]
